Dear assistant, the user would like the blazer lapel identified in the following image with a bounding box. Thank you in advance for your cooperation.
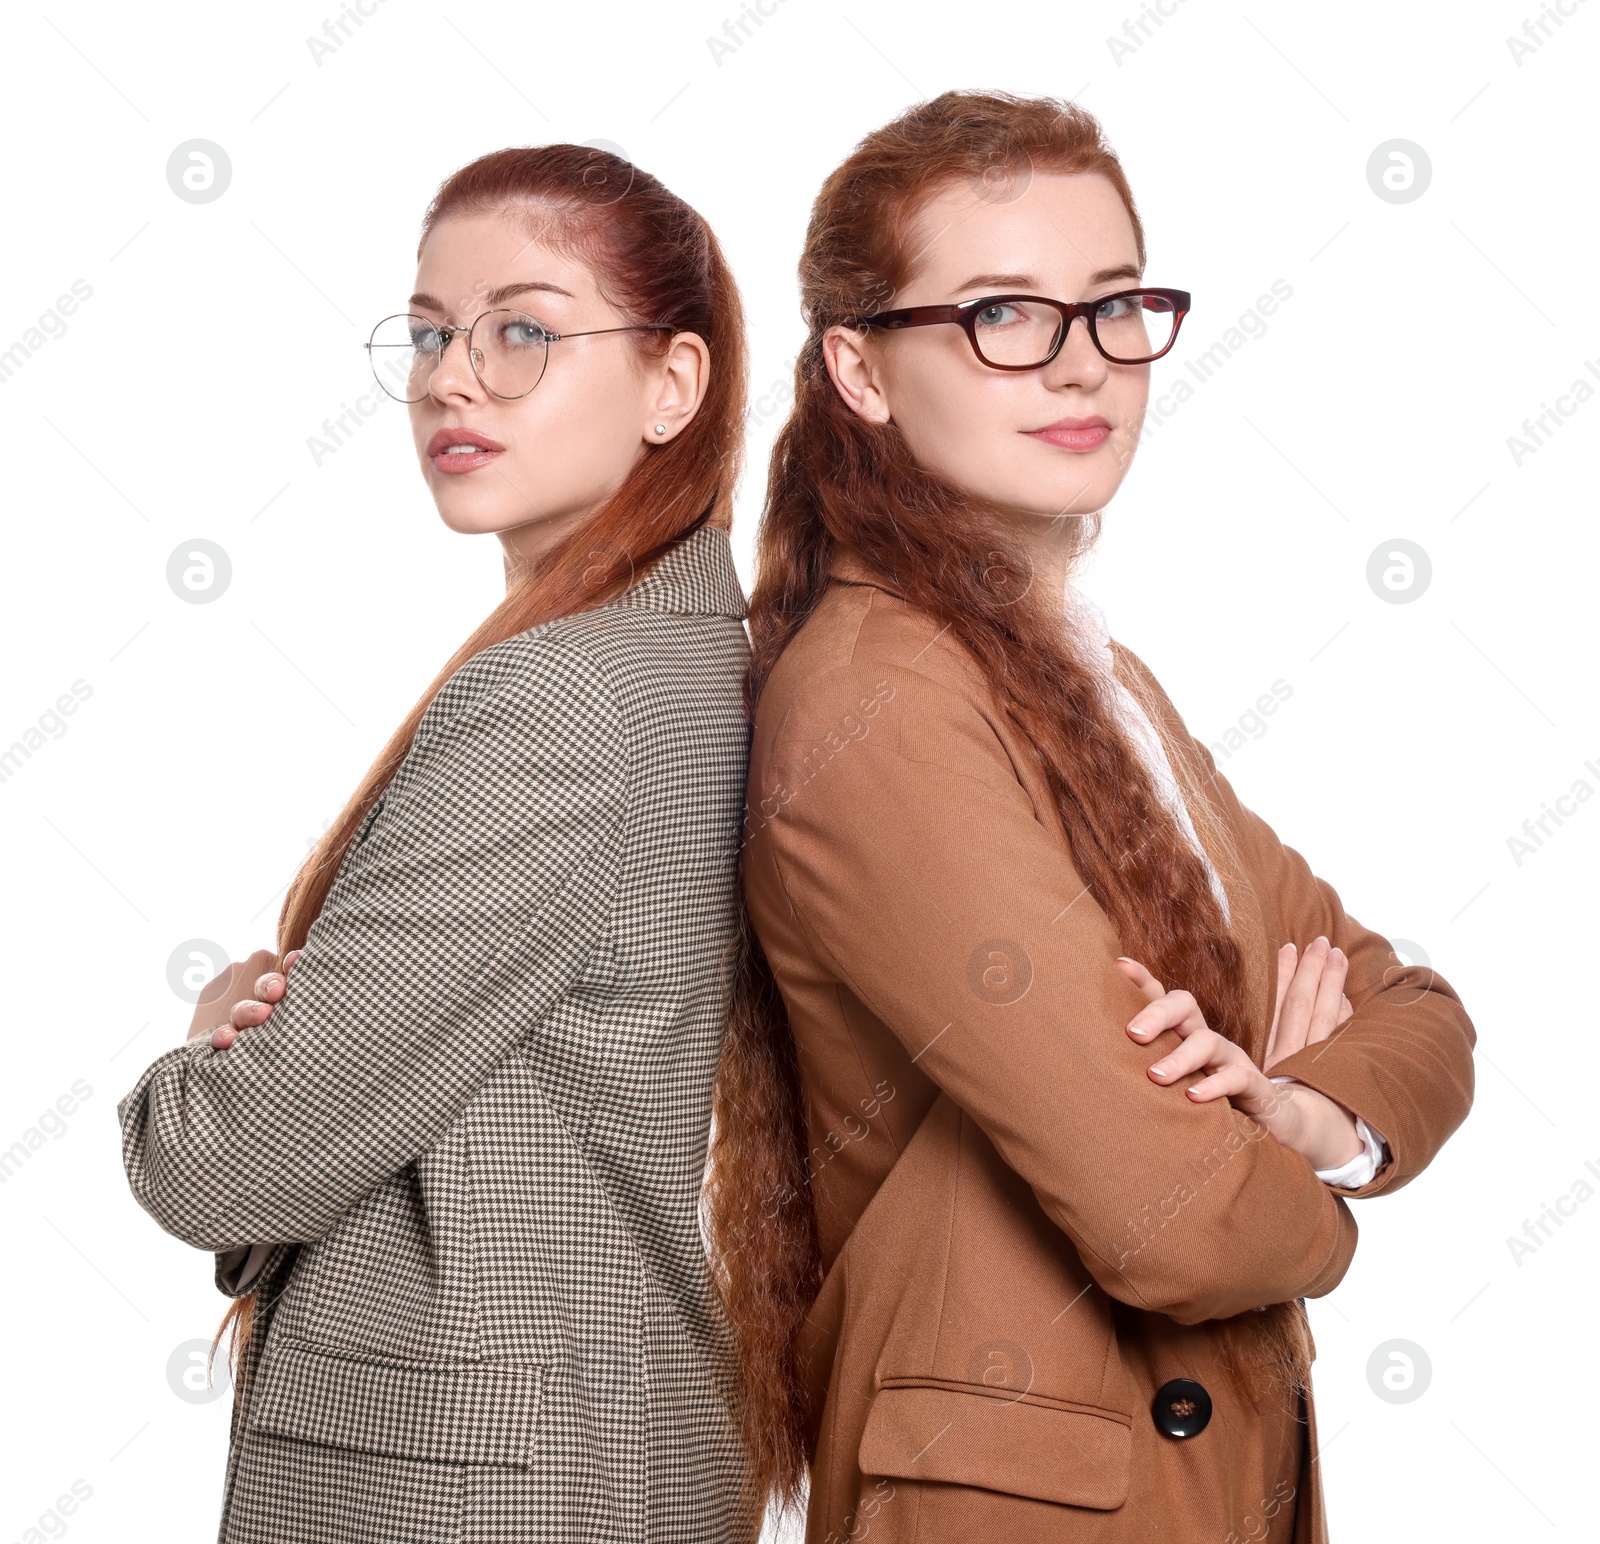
[817,542,1278,1055]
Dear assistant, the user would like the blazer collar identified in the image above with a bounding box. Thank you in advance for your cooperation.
[826,539,1147,686]
[616,521,747,620]
[824,542,910,602]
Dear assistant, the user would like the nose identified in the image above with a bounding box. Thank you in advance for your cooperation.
[427,324,485,405]
[1043,311,1110,390]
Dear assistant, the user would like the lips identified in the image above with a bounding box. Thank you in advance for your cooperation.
[1024,416,1111,452]
[426,427,506,473]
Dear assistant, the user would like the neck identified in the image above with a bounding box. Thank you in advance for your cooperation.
[1004,510,1092,619]
[497,501,600,596]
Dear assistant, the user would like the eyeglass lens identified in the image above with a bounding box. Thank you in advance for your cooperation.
[971,292,1178,367]
[367,310,551,402]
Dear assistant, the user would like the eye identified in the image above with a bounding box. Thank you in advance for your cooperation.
[497,315,548,349]
[409,321,444,354]
[1095,293,1140,321]
[974,302,1024,328]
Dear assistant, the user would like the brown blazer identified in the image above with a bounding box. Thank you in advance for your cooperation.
[740,549,1475,1543]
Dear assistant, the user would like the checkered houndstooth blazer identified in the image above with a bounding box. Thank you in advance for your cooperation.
[118,523,758,1543]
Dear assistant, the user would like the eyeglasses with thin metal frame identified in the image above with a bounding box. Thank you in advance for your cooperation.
[365,308,675,402]
[852,287,1192,368]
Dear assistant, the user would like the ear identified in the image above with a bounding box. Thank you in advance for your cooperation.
[643,331,711,444]
[823,324,892,425]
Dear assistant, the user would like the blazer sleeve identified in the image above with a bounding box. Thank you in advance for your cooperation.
[117,634,628,1254]
[751,656,1358,1325]
[1192,737,1476,1201]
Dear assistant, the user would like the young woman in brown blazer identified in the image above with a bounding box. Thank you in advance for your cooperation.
[706,91,1475,1543]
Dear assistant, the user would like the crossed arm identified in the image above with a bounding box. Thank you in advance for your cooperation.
[118,637,628,1255]
[750,656,1474,1322]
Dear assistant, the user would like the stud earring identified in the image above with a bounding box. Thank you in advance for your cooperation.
[654,424,667,435]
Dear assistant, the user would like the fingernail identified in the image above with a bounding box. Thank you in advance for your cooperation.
[1151,1060,1171,1075]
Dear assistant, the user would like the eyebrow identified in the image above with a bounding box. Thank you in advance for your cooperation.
[407,280,575,315]
[951,263,1143,293]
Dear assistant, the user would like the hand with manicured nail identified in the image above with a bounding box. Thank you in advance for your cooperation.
[1113,940,1363,1172]
[1263,936,1354,1071]
[185,947,303,1052]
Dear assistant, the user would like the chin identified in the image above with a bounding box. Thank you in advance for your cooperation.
[990,478,1113,524]
[1042,465,1122,515]
[431,498,518,536]
[1054,486,1117,518]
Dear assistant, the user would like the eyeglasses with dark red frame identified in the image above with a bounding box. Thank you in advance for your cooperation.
[853,287,1192,368]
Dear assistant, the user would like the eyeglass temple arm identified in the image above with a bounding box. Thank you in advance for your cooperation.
[856,305,963,330]
[367,317,674,349]
[547,323,675,342]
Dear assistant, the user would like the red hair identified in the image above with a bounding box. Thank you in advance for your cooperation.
[212,142,748,1395]
[704,90,1308,1519]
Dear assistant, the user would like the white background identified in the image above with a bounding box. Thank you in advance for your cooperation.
[1,2,1594,1540]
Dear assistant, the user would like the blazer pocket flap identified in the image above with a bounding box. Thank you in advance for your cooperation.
[248,1338,545,1467]
[859,1382,1131,1509]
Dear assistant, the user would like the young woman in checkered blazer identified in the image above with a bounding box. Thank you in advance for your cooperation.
[119,146,760,1542]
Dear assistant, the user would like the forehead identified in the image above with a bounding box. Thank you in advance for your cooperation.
[414,208,601,310]
[900,170,1138,293]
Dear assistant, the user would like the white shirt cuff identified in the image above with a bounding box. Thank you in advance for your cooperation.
[1270,1075,1389,1187]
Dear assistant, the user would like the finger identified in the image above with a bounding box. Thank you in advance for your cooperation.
[1113,956,1166,1002]
[229,998,273,1031]
[1271,941,1297,1022]
[1217,1058,1284,1115]
[284,949,303,972]
[1269,936,1331,1066]
[1339,992,1354,1026]
[1184,1060,1260,1103]
[254,969,288,1003]
[1127,989,1203,1043]
[210,1023,240,1051]
[1263,942,1297,1068]
[1305,946,1350,1044]
[1148,1027,1243,1084]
